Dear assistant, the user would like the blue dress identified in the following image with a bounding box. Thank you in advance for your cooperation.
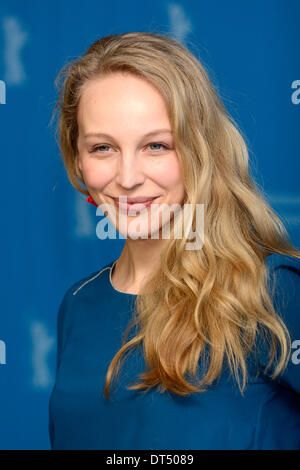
[48,254,300,450]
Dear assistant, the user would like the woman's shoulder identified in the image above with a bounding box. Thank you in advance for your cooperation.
[55,260,115,349]
[60,259,115,305]
[259,253,300,393]
[265,253,300,324]
[70,260,115,297]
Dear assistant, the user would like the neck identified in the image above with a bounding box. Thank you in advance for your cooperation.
[111,237,166,294]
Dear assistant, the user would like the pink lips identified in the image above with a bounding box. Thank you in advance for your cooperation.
[113,197,157,213]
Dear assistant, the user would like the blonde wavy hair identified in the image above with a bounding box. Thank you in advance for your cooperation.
[51,31,300,400]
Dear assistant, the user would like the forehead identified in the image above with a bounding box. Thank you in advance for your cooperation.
[77,73,171,131]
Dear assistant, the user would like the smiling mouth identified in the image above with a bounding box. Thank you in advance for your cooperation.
[112,197,159,212]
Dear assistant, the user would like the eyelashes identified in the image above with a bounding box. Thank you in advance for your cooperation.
[89,142,171,154]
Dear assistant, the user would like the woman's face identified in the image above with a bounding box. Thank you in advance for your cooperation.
[76,72,186,239]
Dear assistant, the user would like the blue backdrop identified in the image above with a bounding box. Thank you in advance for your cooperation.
[0,0,299,450]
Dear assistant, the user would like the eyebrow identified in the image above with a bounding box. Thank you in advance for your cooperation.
[83,129,173,139]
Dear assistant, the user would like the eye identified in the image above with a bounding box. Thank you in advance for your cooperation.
[89,144,112,153]
[146,142,170,152]
[89,142,170,154]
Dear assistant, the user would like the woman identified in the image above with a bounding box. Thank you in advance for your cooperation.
[49,32,300,450]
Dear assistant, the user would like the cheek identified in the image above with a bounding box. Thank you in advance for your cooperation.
[153,157,184,189]
[80,160,113,190]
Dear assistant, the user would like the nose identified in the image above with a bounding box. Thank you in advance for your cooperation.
[115,151,145,189]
